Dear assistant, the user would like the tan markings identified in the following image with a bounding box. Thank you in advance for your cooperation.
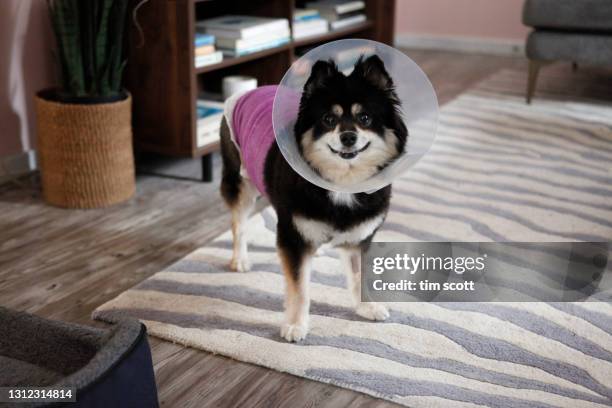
[278,249,298,294]
[229,179,258,272]
[332,104,343,116]
[299,128,315,155]
[351,103,363,116]
[278,246,314,341]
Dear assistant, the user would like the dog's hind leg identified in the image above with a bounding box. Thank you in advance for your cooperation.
[228,179,258,272]
[220,117,258,272]
[339,246,389,321]
[277,220,314,342]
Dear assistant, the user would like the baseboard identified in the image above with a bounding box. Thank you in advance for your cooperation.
[0,150,37,184]
[395,34,525,57]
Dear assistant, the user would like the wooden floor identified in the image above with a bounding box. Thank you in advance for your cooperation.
[0,50,525,407]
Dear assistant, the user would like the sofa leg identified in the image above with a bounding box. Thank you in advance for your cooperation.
[572,62,578,72]
[526,60,541,104]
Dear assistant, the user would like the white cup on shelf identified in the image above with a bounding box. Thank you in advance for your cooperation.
[222,76,258,100]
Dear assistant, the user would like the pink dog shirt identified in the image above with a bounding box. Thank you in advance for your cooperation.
[227,85,278,196]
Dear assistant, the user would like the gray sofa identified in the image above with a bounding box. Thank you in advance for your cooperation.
[523,0,612,103]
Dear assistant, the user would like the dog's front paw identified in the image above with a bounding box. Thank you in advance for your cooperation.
[356,303,390,321]
[281,322,308,342]
[230,257,251,272]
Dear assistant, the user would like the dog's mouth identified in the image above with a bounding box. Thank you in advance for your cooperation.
[328,142,371,160]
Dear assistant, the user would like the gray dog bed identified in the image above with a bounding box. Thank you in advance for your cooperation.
[0,307,158,407]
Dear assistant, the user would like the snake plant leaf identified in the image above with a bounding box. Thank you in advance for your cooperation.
[95,0,114,95]
[99,43,117,97]
[79,0,95,94]
[47,0,69,92]
[64,0,85,96]
[108,0,128,94]
[50,0,85,96]
[110,60,127,94]
[48,0,129,99]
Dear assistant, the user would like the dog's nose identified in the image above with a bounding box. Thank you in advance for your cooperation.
[340,132,357,147]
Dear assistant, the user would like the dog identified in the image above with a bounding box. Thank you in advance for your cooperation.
[220,55,407,342]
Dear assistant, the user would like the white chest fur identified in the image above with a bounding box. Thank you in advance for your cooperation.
[292,213,384,247]
[328,192,358,207]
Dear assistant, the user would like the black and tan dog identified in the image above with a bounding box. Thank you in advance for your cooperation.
[220,55,407,341]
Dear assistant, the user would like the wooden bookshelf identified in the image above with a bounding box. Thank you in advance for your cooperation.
[195,44,293,74]
[291,20,373,47]
[124,0,396,180]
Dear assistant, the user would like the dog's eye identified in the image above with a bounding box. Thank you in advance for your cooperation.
[358,112,372,126]
[322,114,337,127]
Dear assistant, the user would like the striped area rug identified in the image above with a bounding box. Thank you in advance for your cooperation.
[94,69,612,408]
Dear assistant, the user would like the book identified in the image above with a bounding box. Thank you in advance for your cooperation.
[306,0,365,15]
[293,19,329,40]
[197,128,221,148]
[195,45,215,56]
[196,100,224,147]
[330,13,366,30]
[294,8,320,21]
[220,37,290,57]
[215,27,290,50]
[194,33,215,47]
[317,9,364,22]
[334,44,376,73]
[196,100,224,123]
[196,16,289,39]
[195,50,223,68]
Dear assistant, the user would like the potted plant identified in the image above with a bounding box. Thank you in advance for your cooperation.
[35,0,135,208]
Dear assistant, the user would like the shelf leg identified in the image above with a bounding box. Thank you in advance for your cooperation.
[201,154,213,182]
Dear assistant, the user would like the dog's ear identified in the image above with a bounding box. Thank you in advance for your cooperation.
[303,59,338,96]
[352,55,393,90]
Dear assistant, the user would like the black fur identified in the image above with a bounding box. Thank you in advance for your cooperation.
[219,116,242,207]
[221,55,406,284]
[263,142,391,278]
[295,55,408,157]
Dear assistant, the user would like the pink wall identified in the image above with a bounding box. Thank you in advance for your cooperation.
[395,0,529,40]
[0,0,55,157]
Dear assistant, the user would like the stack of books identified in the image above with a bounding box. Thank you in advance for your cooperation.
[194,33,223,68]
[306,0,366,30]
[196,99,224,148]
[197,15,290,58]
[292,8,329,40]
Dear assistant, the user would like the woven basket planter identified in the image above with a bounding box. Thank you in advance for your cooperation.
[35,91,135,208]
